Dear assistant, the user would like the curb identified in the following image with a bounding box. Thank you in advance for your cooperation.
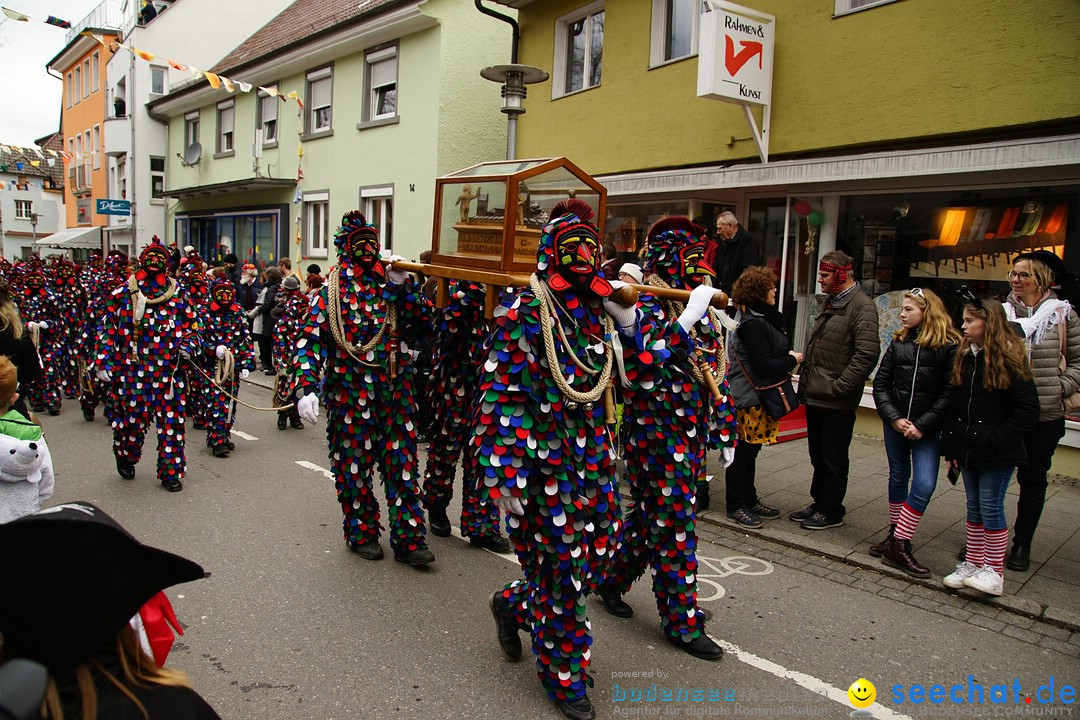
[698,511,1080,634]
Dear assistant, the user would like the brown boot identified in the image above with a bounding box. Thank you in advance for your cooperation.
[882,536,930,579]
[869,524,895,558]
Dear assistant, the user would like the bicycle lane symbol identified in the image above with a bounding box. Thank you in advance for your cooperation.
[695,555,774,602]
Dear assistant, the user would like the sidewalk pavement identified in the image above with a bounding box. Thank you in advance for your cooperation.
[700,433,1080,633]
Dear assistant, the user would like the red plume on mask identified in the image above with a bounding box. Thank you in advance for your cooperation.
[549,198,594,224]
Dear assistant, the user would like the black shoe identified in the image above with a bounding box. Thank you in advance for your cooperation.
[957,546,967,562]
[212,444,230,458]
[227,440,235,451]
[116,457,136,480]
[394,546,435,565]
[696,481,710,511]
[277,414,288,430]
[667,633,724,661]
[161,478,183,492]
[31,405,45,413]
[748,502,781,519]
[555,696,595,720]
[263,367,276,376]
[193,420,207,430]
[428,505,451,537]
[349,540,384,560]
[789,505,816,522]
[470,534,511,553]
[489,591,522,662]
[82,408,95,422]
[289,416,304,430]
[47,406,60,416]
[800,511,843,530]
[599,587,633,618]
[1005,542,1030,572]
[726,508,764,529]
[869,524,896,558]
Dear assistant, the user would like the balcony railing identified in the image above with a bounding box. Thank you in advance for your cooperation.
[65,0,123,44]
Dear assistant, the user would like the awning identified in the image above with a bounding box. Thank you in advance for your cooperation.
[34,226,103,250]
[157,177,296,199]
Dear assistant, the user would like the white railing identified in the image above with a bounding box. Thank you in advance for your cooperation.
[65,0,124,44]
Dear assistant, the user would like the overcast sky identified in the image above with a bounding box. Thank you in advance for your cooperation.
[0,0,103,147]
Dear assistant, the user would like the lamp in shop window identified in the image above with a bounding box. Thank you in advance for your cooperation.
[895,201,910,218]
[1022,199,1042,214]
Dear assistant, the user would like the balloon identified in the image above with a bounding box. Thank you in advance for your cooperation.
[793,200,812,217]
[807,210,824,227]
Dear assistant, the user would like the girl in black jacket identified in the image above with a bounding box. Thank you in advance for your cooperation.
[870,288,959,578]
[941,298,1038,596]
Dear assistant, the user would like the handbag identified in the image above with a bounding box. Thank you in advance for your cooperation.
[1056,318,1080,413]
[733,347,800,421]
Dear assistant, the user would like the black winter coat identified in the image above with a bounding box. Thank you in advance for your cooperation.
[727,304,797,409]
[941,347,1039,468]
[0,326,42,417]
[872,333,957,434]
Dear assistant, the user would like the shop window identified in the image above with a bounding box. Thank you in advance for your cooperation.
[257,86,278,145]
[361,186,394,252]
[304,191,330,258]
[553,2,604,97]
[14,200,33,220]
[833,0,901,16]
[306,67,333,136]
[364,46,398,123]
[650,0,697,66]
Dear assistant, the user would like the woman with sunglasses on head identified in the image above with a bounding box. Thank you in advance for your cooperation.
[870,288,960,577]
[941,297,1038,595]
[1000,251,1080,571]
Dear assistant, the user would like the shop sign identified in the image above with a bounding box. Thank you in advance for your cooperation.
[96,198,131,216]
[697,1,775,107]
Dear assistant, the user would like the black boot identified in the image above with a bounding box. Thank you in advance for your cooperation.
[349,540,384,560]
[116,456,136,480]
[697,480,711,511]
[470,534,511,553]
[161,477,183,492]
[212,444,230,458]
[394,545,435,565]
[869,524,895,558]
[598,586,633,618]
[1005,542,1030,572]
[82,407,95,422]
[289,409,304,429]
[489,592,522,662]
[555,695,595,720]
[667,633,724,661]
[881,536,930,579]
[277,412,288,430]
[428,504,451,537]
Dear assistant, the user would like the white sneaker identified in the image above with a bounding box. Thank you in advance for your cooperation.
[963,565,1004,596]
[943,561,980,589]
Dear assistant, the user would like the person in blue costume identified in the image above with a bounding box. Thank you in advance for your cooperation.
[476,199,723,720]
[293,211,435,565]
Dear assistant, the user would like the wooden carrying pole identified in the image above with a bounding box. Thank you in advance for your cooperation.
[390,260,728,316]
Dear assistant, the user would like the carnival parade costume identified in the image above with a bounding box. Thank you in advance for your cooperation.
[199,279,256,458]
[293,211,435,564]
[599,217,736,660]
[17,263,62,415]
[476,199,689,720]
[77,251,128,423]
[50,257,85,400]
[421,279,507,550]
[271,276,307,430]
[96,238,200,492]
[176,251,212,431]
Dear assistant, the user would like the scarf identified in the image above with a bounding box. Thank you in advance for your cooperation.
[1004,293,1071,348]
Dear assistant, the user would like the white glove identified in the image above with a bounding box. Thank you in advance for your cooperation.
[721,446,736,469]
[26,321,39,331]
[677,285,720,333]
[602,280,639,333]
[385,254,408,285]
[494,494,525,516]
[215,345,227,360]
[239,369,249,380]
[297,393,319,424]
[96,368,112,383]
[37,320,49,331]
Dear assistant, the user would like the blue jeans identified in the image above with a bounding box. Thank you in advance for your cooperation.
[882,424,941,514]
[961,465,1014,532]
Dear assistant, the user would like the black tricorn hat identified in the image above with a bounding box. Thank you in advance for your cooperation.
[1014,250,1068,281]
[0,502,205,673]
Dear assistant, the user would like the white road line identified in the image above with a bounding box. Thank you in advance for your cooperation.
[232,430,259,441]
[295,460,333,479]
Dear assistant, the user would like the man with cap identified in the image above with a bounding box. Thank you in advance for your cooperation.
[293,211,435,565]
[96,237,201,492]
[476,200,722,720]
[271,273,307,430]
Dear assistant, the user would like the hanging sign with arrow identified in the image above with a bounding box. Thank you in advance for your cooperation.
[697,1,775,107]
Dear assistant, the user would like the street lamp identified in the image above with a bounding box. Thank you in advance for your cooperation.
[480,64,548,161]
[30,212,38,245]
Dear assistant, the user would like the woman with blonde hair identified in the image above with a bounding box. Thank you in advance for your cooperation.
[941,296,1038,596]
[0,279,40,418]
[870,288,959,577]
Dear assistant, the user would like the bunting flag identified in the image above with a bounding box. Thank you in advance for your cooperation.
[3,6,72,27]
[221,76,234,93]
[236,81,252,93]
[1,7,29,21]
[45,15,71,28]
[204,71,221,89]
[134,48,156,62]
[168,59,188,71]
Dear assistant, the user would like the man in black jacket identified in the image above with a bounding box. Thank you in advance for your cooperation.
[710,212,761,296]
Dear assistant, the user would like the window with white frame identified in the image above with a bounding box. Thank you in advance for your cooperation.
[184,111,200,149]
[553,2,604,97]
[82,59,90,98]
[73,66,81,104]
[83,131,92,180]
[833,0,900,15]
[150,66,165,95]
[117,156,126,199]
[361,186,393,252]
[365,46,397,122]
[650,0,698,66]
[303,191,330,257]
[306,67,332,135]
[14,200,33,220]
[93,125,101,169]
[92,52,100,92]
[257,86,278,144]
[67,138,75,182]
[66,72,73,107]
[217,101,234,154]
[150,156,164,197]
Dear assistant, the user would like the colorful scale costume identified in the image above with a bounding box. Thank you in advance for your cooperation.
[198,279,256,455]
[271,279,308,426]
[176,252,213,431]
[50,258,85,400]
[421,280,503,541]
[96,238,200,492]
[78,252,129,423]
[16,264,61,414]
[602,217,736,651]
[293,211,433,557]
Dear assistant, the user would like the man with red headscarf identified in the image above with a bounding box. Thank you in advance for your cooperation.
[791,249,879,530]
[96,237,201,492]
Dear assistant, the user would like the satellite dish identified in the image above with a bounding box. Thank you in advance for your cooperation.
[183,142,202,166]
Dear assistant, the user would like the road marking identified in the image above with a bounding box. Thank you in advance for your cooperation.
[295,460,333,479]
[695,554,775,602]
[232,430,258,441]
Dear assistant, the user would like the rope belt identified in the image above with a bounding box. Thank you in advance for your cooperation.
[327,268,396,367]
[186,355,294,413]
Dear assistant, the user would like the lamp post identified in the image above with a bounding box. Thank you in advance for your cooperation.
[480,64,548,161]
[30,212,38,245]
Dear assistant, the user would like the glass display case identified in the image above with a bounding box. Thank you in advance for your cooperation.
[432,157,607,275]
